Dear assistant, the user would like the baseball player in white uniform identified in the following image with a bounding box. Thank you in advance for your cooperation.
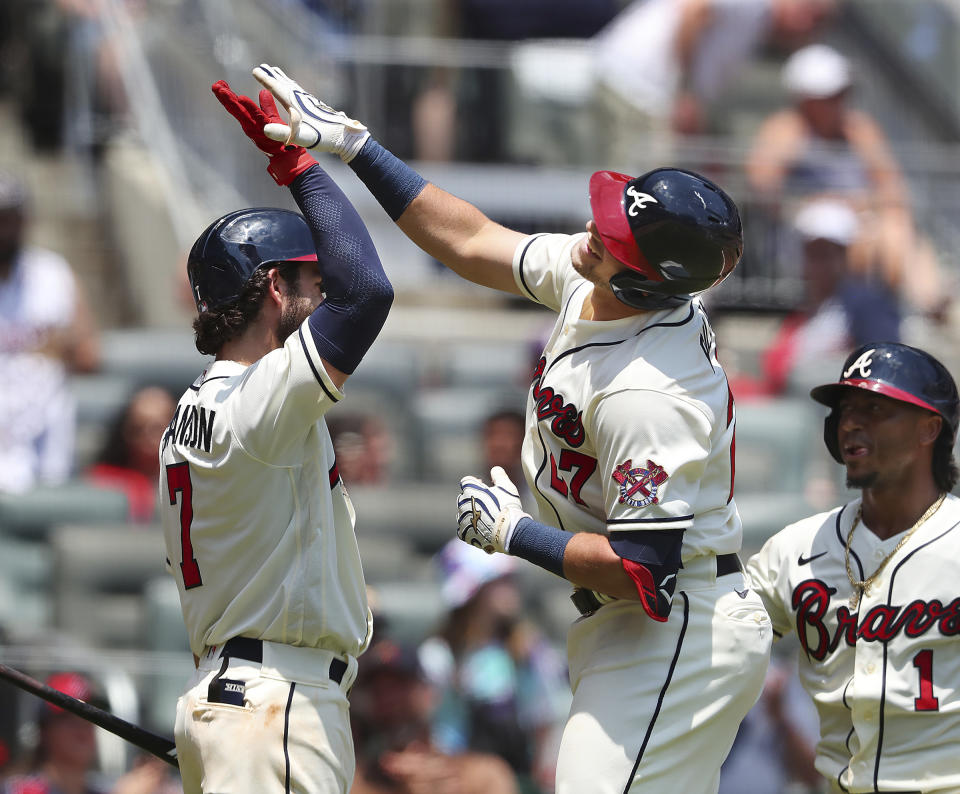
[159,82,393,793]
[251,64,772,793]
[748,342,960,794]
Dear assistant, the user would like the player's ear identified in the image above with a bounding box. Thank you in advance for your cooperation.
[918,412,943,447]
[265,267,285,307]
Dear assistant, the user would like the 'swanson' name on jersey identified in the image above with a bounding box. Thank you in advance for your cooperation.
[531,356,585,447]
[162,405,217,453]
[793,578,960,660]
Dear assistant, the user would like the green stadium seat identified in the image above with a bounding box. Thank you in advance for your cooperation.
[71,373,137,425]
[50,524,167,648]
[140,577,193,734]
[369,581,446,645]
[0,481,129,537]
[349,483,455,553]
[733,398,824,550]
[100,328,209,394]
[0,537,53,632]
[445,340,533,389]
[412,386,519,486]
[70,372,139,470]
[356,534,434,586]
[142,576,189,653]
[736,492,819,556]
[734,397,821,495]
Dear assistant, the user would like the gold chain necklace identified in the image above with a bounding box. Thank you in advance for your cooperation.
[844,493,947,610]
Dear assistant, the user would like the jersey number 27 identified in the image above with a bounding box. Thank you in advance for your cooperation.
[166,462,203,589]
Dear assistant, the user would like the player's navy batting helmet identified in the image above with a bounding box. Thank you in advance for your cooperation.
[810,342,960,462]
[187,207,318,313]
[589,168,743,311]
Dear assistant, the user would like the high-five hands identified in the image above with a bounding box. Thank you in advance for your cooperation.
[252,64,370,163]
[211,80,315,186]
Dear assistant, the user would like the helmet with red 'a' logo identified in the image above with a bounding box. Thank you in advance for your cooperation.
[811,342,960,463]
[589,168,743,311]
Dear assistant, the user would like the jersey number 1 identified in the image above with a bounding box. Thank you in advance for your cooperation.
[166,462,203,589]
[913,649,939,711]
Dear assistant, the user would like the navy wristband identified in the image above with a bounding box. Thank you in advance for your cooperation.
[509,517,572,579]
[348,138,428,221]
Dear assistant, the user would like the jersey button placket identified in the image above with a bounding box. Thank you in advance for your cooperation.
[851,634,877,724]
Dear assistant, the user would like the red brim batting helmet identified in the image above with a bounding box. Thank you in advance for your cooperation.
[589,170,658,276]
[588,168,743,311]
[811,342,960,462]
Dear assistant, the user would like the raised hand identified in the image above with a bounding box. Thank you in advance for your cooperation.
[211,80,315,186]
[252,64,370,163]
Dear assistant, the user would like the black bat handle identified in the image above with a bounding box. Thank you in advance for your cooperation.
[0,663,179,768]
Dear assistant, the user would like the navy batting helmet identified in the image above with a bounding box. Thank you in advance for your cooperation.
[810,342,960,463]
[589,168,743,311]
[187,208,318,313]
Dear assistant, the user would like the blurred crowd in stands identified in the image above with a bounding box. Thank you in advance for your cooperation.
[0,672,178,794]
[2,1,960,792]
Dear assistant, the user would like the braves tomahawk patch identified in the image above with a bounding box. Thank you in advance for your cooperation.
[612,459,669,507]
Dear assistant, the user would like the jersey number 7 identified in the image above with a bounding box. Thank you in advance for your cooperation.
[166,462,203,589]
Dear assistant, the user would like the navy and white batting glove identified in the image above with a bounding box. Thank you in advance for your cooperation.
[456,467,529,555]
[252,64,370,163]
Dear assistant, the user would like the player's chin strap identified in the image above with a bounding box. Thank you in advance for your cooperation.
[609,272,694,312]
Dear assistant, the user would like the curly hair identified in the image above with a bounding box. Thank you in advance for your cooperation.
[933,426,959,493]
[192,263,300,356]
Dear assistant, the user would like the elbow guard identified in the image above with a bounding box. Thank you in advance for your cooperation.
[608,529,683,622]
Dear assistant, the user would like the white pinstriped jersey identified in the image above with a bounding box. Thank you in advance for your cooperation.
[159,317,372,659]
[511,233,741,560]
[747,495,960,793]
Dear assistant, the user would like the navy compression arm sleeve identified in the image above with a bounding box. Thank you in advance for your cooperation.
[348,138,427,221]
[290,165,394,374]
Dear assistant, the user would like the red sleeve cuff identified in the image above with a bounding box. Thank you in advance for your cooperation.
[267,148,317,186]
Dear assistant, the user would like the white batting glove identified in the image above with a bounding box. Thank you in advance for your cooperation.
[252,64,370,163]
[456,467,529,555]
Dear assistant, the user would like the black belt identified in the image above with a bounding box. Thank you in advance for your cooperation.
[716,553,743,578]
[571,553,743,617]
[221,637,348,685]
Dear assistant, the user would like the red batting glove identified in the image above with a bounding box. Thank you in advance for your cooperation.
[211,80,316,186]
